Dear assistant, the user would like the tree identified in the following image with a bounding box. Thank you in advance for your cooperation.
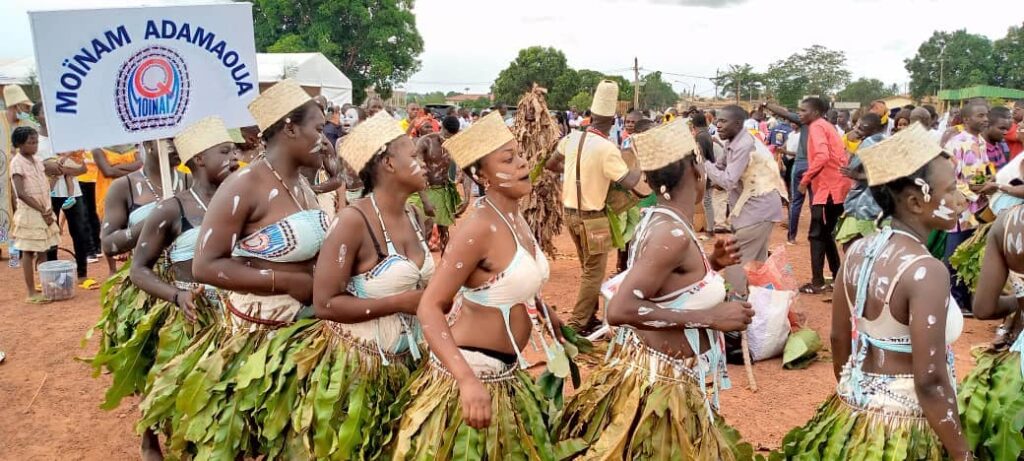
[639,72,679,110]
[567,92,593,114]
[904,30,995,99]
[713,64,763,101]
[763,45,851,106]
[993,24,1024,89]
[248,0,424,102]
[492,47,572,108]
[837,78,895,107]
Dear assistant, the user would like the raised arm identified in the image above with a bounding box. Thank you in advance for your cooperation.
[763,103,799,125]
[605,225,752,332]
[313,207,421,322]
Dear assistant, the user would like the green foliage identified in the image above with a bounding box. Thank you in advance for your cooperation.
[763,45,851,106]
[492,46,572,107]
[950,222,991,292]
[994,24,1024,90]
[493,47,636,110]
[247,0,424,102]
[905,30,996,99]
[567,92,592,112]
[639,71,679,110]
[837,78,896,107]
[713,63,763,100]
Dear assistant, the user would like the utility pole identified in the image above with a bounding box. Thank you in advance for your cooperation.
[633,57,640,110]
[714,68,720,101]
[736,77,741,104]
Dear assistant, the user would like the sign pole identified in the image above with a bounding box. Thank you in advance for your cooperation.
[157,139,173,199]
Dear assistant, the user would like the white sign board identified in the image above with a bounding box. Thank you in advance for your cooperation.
[29,3,258,152]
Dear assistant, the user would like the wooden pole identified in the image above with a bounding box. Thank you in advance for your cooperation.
[156,139,172,199]
[633,57,640,110]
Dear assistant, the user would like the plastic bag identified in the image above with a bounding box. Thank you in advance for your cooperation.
[746,286,795,361]
[745,245,798,291]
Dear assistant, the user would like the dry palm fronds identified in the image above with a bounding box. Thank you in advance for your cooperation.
[514,84,564,255]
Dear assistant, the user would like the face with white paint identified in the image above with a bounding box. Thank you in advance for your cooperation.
[475,140,531,200]
[273,102,327,169]
[193,142,240,185]
[914,157,964,231]
[372,135,428,193]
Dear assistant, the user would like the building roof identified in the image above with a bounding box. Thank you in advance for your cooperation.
[938,85,1024,101]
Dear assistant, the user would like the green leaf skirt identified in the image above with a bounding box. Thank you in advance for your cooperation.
[139,317,420,460]
[554,338,753,461]
[393,354,558,460]
[957,347,1024,461]
[773,394,945,460]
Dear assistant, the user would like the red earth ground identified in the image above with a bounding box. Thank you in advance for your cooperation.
[0,216,999,459]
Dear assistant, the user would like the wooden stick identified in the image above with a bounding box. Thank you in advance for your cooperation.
[24,373,49,413]
[741,332,758,392]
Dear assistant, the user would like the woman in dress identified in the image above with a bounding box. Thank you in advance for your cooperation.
[776,123,972,460]
[394,111,566,459]
[957,195,1024,460]
[129,117,239,458]
[89,139,185,398]
[555,119,754,460]
[153,79,329,459]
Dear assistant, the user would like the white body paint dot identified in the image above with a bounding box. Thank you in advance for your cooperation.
[231,196,240,215]
[269,188,279,201]
[913,266,927,281]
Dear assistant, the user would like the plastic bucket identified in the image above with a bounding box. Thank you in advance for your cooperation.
[39,260,76,301]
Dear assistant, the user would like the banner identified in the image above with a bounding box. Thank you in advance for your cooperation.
[29,3,258,152]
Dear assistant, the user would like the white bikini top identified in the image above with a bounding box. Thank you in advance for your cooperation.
[844,229,963,346]
[335,195,435,360]
[628,207,727,311]
[459,197,551,367]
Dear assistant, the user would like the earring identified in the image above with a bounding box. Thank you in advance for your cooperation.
[914,178,931,203]
[660,185,670,200]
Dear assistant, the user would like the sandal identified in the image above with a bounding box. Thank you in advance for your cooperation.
[25,294,51,305]
[79,279,99,290]
[799,283,828,295]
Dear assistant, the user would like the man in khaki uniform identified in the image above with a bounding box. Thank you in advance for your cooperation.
[548,80,641,335]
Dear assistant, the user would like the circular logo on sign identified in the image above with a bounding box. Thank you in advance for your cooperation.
[115,46,190,132]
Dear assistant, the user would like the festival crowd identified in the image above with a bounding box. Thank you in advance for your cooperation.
[3,75,1024,460]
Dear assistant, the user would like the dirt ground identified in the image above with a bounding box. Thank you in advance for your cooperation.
[0,216,1000,460]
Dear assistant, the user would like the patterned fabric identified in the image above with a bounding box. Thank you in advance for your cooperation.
[10,153,51,206]
[233,209,329,263]
[945,130,990,231]
[842,133,886,220]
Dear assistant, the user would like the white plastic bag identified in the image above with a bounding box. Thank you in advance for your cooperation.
[746,286,795,361]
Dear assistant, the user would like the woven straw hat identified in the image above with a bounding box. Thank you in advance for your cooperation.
[444,111,514,168]
[3,85,30,108]
[174,116,233,165]
[247,79,312,132]
[591,80,619,117]
[630,119,697,171]
[860,123,943,186]
[337,111,406,172]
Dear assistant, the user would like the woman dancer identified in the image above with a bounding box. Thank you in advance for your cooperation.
[776,124,972,460]
[89,139,185,400]
[152,80,329,459]
[555,119,754,460]
[274,111,434,459]
[130,117,238,458]
[394,111,566,459]
[956,199,1024,460]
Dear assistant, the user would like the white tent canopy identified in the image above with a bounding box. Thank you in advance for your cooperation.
[257,52,352,106]
[0,58,36,85]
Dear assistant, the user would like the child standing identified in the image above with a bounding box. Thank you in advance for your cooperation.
[10,126,60,303]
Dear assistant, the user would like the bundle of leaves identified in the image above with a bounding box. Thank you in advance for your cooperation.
[515,84,564,256]
[950,222,992,293]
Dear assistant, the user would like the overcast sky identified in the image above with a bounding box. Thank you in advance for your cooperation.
[2,0,1021,97]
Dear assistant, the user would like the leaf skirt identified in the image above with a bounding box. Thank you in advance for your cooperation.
[85,260,155,409]
[773,394,945,460]
[958,347,1024,461]
[393,350,558,461]
[138,316,419,461]
[554,338,753,461]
